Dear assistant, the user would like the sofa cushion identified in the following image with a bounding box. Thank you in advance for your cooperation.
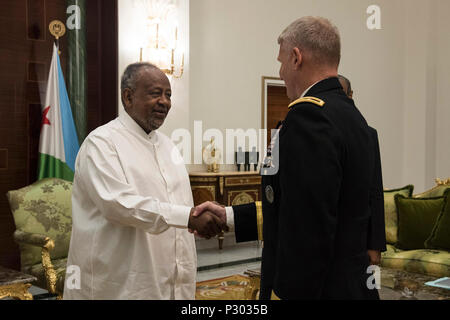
[381,244,450,278]
[395,195,444,250]
[384,185,414,244]
[7,178,73,267]
[425,189,450,250]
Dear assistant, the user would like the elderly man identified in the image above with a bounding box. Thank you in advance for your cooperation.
[196,17,379,300]
[64,63,226,300]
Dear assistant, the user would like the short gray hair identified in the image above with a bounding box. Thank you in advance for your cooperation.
[278,16,341,67]
[120,62,159,106]
[120,62,159,93]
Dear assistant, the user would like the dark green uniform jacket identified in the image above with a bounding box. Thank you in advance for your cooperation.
[232,77,385,300]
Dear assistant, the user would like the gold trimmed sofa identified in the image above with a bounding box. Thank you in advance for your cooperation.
[381,178,450,278]
[6,178,72,298]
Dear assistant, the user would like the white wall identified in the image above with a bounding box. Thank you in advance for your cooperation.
[190,0,407,186]
[189,0,450,193]
[436,0,450,186]
[401,0,450,192]
[117,0,450,193]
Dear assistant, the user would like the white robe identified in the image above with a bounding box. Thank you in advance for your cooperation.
[63,111,196,300]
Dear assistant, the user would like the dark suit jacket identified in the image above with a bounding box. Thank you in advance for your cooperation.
[367,127,387,251]
[232,77,382,300]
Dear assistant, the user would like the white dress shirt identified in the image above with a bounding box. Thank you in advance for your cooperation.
[225,81,320,228]
[64,111,196,300]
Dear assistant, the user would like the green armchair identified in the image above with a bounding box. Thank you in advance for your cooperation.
[6,178,73,298]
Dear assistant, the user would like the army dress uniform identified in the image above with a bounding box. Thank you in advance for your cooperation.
[231,77,384,300]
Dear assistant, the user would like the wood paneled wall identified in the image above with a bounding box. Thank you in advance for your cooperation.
[267,85,290,142]
[0,0,118,271]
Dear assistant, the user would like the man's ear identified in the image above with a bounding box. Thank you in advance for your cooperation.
[122,88,133,109]
[292,47,303,70]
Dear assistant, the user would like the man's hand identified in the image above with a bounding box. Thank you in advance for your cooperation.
[193,201,227,225]
[367,250,381,265]
[188,208,228,239]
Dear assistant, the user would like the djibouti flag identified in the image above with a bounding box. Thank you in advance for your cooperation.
[38,44,79,181]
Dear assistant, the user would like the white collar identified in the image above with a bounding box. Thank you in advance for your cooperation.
[119,111,158,144]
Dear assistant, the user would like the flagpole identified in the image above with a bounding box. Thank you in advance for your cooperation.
[54,39,60,53]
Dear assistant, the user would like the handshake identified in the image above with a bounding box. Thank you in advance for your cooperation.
[187,202,229,239]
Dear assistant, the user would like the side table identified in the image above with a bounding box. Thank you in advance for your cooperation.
[0,266,37,300]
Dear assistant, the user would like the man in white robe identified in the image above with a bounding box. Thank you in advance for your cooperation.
[63,63,225,300]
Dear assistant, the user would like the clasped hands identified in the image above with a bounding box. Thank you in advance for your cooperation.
[188,202,228,239]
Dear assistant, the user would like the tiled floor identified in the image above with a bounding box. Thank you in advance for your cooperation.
[198,241,262,269]
[197,241,262,281]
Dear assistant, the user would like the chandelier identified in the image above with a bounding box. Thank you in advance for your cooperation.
[136,0,184,78]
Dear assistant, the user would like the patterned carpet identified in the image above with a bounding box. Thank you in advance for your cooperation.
[196,275,250,300]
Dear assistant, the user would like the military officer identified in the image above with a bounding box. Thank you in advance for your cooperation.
[195,16,379,300]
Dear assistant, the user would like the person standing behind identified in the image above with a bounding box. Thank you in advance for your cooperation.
[338,74,387,266]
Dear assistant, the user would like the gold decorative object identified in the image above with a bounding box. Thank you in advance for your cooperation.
[0,266,36,300]
[0,283,34,300]
[226,176,262,187]
[219,177,224,196]
[49,20,66,39]
[231,192,255,206]
[436,178,450,186]
[203,138,221,173]
[41,237,59,298]
[190,177,218,183]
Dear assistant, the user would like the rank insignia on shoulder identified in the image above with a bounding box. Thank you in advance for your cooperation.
[288,96,325,109]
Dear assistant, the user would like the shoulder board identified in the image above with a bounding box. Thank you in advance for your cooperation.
[288,96,325,109]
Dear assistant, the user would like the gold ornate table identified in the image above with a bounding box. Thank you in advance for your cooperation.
[189,171,262,249]
[0,266,37,300]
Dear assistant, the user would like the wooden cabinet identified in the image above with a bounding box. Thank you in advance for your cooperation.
[189,171,261,249]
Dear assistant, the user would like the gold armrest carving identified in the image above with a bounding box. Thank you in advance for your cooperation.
[41,238,57,295]
[13,230,58,295]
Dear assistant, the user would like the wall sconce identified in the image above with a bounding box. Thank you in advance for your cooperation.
[139,17,184,78]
